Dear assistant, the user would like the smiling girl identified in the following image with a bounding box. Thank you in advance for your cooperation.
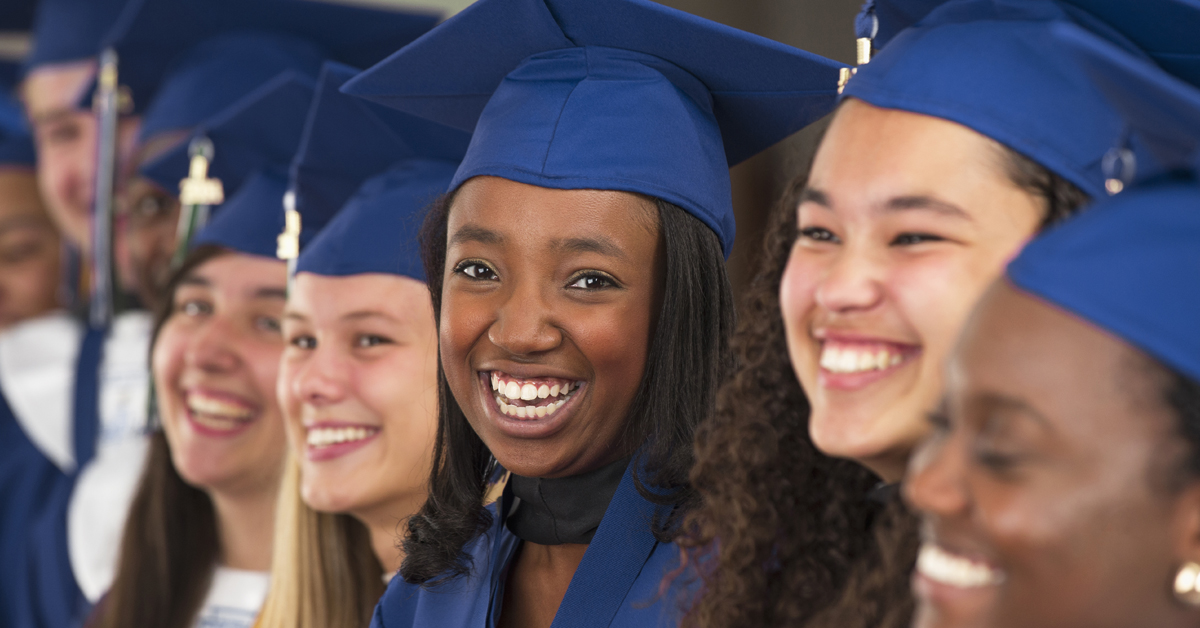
[681,1,1165,627]
[340,0,843,626]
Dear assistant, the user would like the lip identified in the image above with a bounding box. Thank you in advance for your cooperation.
[812,329,921,392]
[182,388,258,439]
[912,539,1004,610]
[303,421,381,462]
[476,370,586,440]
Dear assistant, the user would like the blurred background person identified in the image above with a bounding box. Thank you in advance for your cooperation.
[256,61,466,628]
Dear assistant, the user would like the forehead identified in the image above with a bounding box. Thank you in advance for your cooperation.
[953,282,1167,445]
[187,253,287,296]
[809,99,1008,203]
[448,176,658,247]
[22,61,96,120]
[289,272,429,320]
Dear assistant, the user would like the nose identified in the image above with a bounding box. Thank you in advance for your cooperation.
[905,429,971,521]
[183,315,240,374]
[813,242,885,314]
[487,280,561,358]
[291,343,349,407]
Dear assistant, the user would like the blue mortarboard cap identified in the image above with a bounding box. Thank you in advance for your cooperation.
[24,0,127,71]
[293,62,468,279]
[140,71,316,258]
[343,0,845,257]
[855,0,949,50]
[136,33,324,142]
[1007,180,1200,383]
[842,0,1161,200]
[290,62,469,248]
[297,160,458,281]
[0,83,35,168]
[102,0,439,119]
[1058,0,1200,87]
[0,0,36,31]
[1052,21,1200,175]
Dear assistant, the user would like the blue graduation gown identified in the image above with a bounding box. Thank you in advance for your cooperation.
[0,326,104,627]
[370,461,689,628]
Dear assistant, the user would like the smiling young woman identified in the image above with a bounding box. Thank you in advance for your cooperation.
[678,0,1164,626]
[339,0,844,625]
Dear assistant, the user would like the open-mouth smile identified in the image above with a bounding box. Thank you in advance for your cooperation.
[478,370,587,438]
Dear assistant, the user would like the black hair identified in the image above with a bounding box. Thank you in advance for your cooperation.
[1163,369,1200,482]
[399,191,735,585]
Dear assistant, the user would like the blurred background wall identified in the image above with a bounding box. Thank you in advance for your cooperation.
[342,0,864,300]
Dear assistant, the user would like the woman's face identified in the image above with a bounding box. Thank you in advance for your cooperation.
[153,252,289,496]
[0,169,61,329]
[906,281,1200,628]
[280,272,439,520]
[441,176,663,479]
[780,99,1045,480]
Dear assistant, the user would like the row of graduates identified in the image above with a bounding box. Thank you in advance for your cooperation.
[2,0,1200,628]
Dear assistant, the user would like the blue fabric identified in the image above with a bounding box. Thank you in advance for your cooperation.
[1008,179,1200,383]
[855,0,949,49]
[370,460,689,628]
[23,0,127,71]
[0,0,35,31]
[291,61,468,279]
[1058,0,1200,87]
[342,0,845,257]
[841,0,1163,200]
[140,71,315,259]
[0,326,105,628]
[1051,21,1200,174]
[0,85,34,168]
[95,0,438,117]
[136,33,324,142]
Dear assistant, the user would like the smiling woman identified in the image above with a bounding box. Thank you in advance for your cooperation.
[338,0,846,625]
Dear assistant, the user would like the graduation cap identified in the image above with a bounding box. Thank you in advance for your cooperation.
[0,80,34,168]
[99,0,439,120]
[1057,0,1200,88]
[0,0,36,31]
[23,0,128,72]
[140,70,316,259]
[291,62,469,280]
[840,0,1169,200]
[1050,20,1200,179]
[342,0,846,257]
[855,0,950,54]
[1007,180,1200,383]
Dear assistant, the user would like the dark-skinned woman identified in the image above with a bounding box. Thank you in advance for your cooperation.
[907,21,1200,625]
[339,0,844,626]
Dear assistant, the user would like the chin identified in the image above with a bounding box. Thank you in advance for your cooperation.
[810,405,927,474]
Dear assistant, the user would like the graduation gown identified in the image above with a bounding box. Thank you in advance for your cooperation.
[370,461,689,628]
[0,324,104,627]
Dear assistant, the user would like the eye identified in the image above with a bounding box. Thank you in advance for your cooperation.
[255,316,282,334]
[798,226,840,243]
[927,410,952,434]
[179,299,212,317]
[566,272,618,291]
[355,334,393,348]
[972,448,1023,476]
[454,260,498,281]
[290,335,316,350]
[42,122,80,145]
[134,194,168,220]
[891,232,945,246]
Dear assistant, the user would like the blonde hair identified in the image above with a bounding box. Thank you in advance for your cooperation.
[255,455,385,628]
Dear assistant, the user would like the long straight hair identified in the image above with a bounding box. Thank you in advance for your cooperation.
[254,455,384,628]
[91,245,227,628]
[400,193,736,585]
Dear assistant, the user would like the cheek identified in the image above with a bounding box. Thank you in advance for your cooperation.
[246,342,284,415]
[779,246,823,361]
[276,356,305,449]
[151,323,187,432]
[439,293,493,377]
[888,253,995,355]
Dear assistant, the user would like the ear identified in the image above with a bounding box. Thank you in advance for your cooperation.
[1169,480,1200,567]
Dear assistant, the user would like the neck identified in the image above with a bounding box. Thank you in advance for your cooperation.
[353,492,428,575]
[210,484,279,572]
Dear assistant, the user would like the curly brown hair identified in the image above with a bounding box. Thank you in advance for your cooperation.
[678,141,1091,628]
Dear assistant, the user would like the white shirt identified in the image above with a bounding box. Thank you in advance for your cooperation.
[193,567,271,628]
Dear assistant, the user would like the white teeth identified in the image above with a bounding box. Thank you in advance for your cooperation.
[820,345,906,374]
[916,543,1005,588]
[537,385,550,399]
[505,381,520,399]
[491,373,499,390]
[494,394,568,419]
[550,384,560,397]
[306,426,375,447]
[187,393,254,420]
[521,383,538,401]
[491,373,576,402]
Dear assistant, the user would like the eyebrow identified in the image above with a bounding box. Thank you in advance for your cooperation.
[448,224,502,247]
[977,393,1055,434]
[254,287,288,301]
[342,310,399,323]
[551,236,625,259]
[798,187,972,221]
